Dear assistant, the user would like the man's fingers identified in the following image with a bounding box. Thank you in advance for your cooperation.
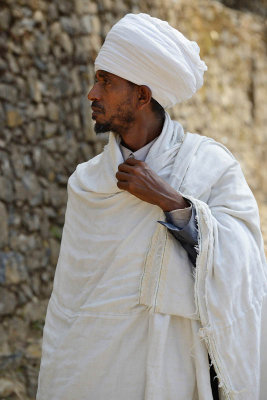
[115,171,130,181]
[117,180,129,190]
[118,163,132,173]
[125,158,144,166]
[118,159,146,173]
[119,157,145,167]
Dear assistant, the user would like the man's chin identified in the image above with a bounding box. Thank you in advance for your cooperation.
[94,122,112,134]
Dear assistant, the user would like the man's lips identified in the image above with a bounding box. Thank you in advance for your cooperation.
[92,110,103,120]
[91,101,105,120]
[91,106,104,118]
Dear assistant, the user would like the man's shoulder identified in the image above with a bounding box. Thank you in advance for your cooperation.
[185,132,237,166]
[170,118,237,165]
[68,152,103,185]
[77,152,103,171]
[178,132,241,196]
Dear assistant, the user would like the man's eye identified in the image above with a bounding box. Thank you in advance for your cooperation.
[94,77,110,85]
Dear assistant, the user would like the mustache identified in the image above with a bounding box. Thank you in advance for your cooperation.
[91,101,105,112]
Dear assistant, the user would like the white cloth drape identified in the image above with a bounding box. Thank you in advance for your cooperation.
[37,113,266,400]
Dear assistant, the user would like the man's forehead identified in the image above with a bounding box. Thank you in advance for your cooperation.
[95,70,123,80]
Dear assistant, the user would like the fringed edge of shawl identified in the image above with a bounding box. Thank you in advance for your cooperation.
[187,196,234,400]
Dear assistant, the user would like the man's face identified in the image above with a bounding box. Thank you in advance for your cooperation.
[87,70,137,135]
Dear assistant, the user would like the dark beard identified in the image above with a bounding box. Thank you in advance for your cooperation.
[94,121,113,134]
[94,100,135,135]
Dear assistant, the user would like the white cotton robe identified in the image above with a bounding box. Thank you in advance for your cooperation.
[37,113,266,400]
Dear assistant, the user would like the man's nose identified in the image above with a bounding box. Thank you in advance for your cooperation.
[87,84,100,101]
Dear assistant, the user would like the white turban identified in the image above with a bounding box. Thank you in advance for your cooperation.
[94,13,207,109]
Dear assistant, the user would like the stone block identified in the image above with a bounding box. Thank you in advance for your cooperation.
[14,180,28,201]
[43,121,57,138]
[49,238,60,265]
[26,340,42,359]
[8,210,21,228]
[33,10,43,23]
[28,79,42,103]
[71,69,82,94]
[0,8,11,31]
[59,32,73,55]
[23,299,48,323]
[90,33,102,53]
[74,38,91,63]
[80,142,94,160]
[42,137,57,152]
[40,213,50,239]
[31,272,41,296]
[11,150,25,179]
[0,288,17,316]
[0,326,10,357]
[9,232,34,253]
[0,202,8,247]
[0,378,14,397]
[48,184,67,208]
[0,351,23,373]
[58,0,73,14]
[0,176,14,202]
[35,32,50,56]
[6,315,28,344]
[22,172,43,206]
[0,150,13,179]
[6,109,23,128]
[33,103,46,118]
[26,248,49,270]
[7,53,20,74]
[0,251,28,285]
[73,113,81,130]
[47,3,58,20]
[0,84,18,104]
[46,102,59,121]
[22,211,40,232]
[56,136,68,153]
[23,34,35,55]
[52,76,71,97]
[0,59,7,74]
[102,0,113,10]
[60,16,80,35]
[91,15,101,34]
[1,71,14,85]
[39,152,56,178]
[81,15,92,34]
[74,0,98,15]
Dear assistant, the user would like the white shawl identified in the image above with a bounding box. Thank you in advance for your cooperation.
[37,113,266,400]
[139,126,267,399]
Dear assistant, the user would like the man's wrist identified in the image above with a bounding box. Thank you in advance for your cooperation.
[159,195,190,212]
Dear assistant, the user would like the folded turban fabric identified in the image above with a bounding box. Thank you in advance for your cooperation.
[94,13,207,109]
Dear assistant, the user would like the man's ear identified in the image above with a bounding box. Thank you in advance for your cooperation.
[137,85,152,109]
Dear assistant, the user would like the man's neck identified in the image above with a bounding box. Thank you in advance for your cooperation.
[119,114,165,152]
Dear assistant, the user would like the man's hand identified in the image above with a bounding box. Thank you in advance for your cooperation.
[116,158,189,211]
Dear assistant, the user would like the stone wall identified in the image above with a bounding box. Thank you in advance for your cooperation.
[219,0,267,16]
[0,0,266,398]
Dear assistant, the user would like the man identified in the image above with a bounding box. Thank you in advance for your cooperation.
[37,13,266,400]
